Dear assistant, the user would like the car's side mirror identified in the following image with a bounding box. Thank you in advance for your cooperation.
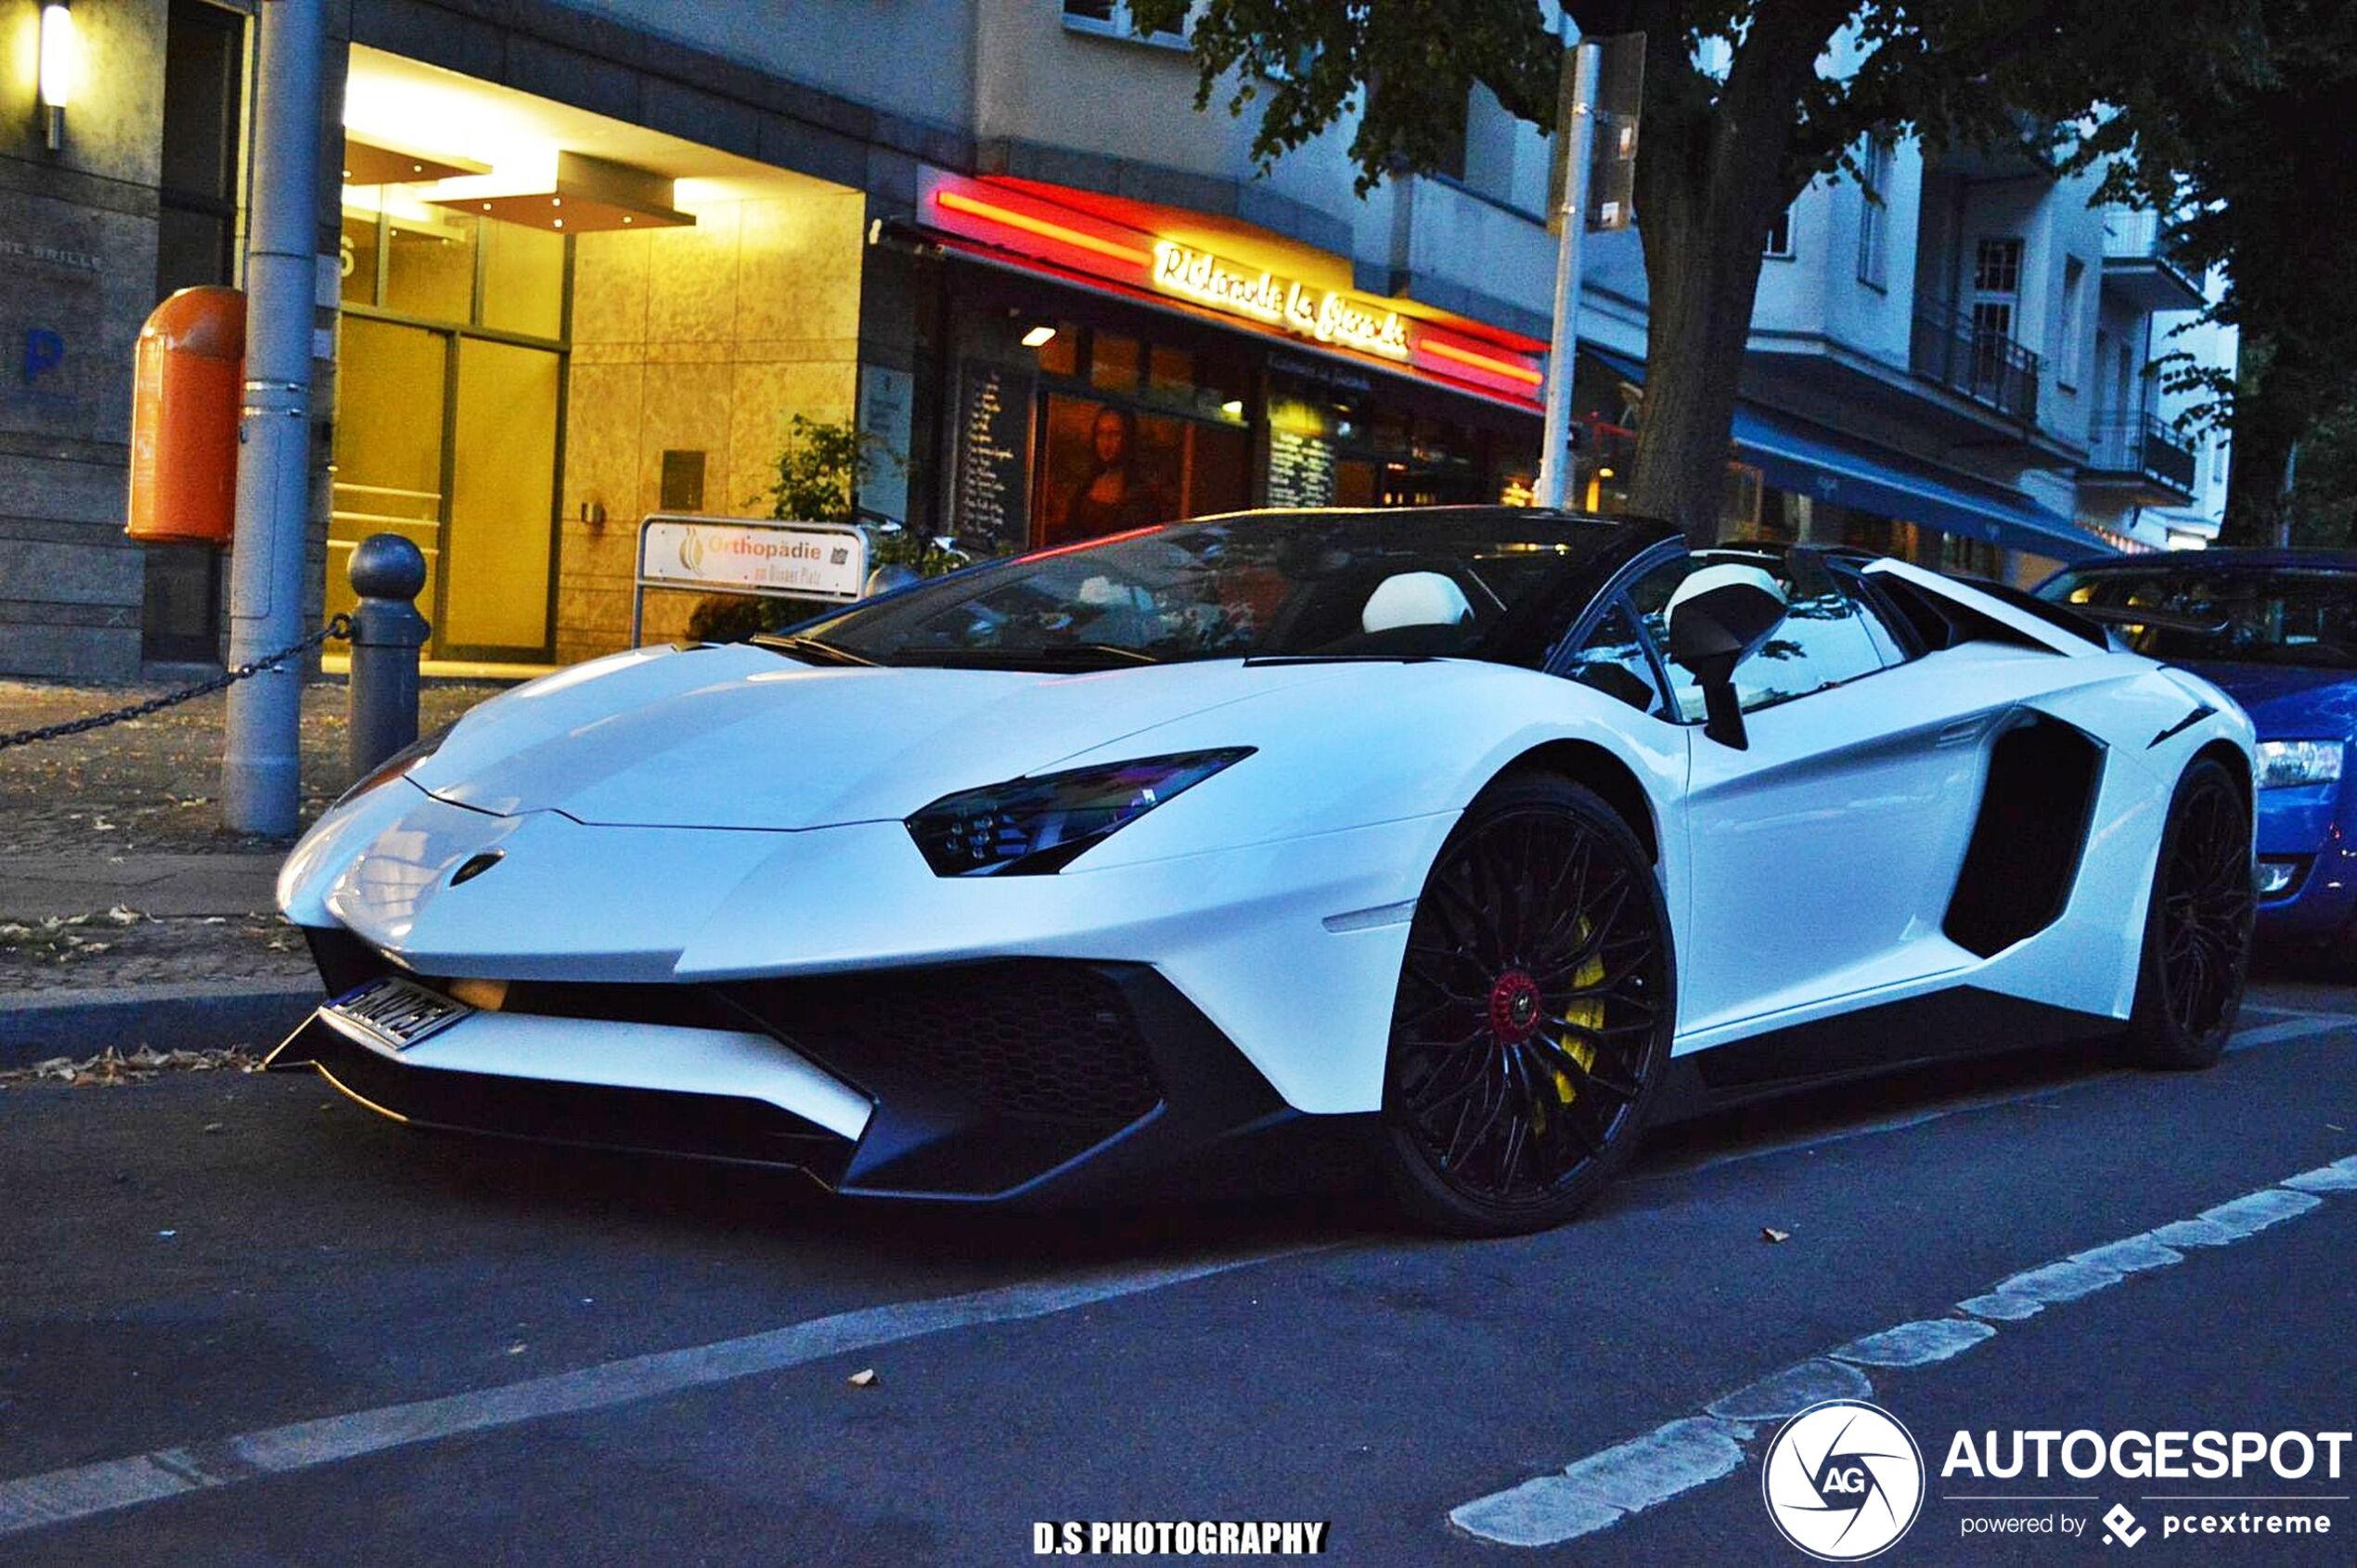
[1667,580,1787,750]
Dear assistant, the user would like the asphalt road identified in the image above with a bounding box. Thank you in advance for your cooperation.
[1,980,2351,1566]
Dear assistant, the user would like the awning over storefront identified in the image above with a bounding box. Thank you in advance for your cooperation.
[1581,348,2112,563]
[1728,405,2111,564]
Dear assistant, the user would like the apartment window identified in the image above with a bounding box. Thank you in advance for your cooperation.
[2056,257,2086,388]
[1061,0,1187,45]
[1764,203,1795,259]
[155,0,246,300]
[1971,237,2023,340]
[1856,139,1893,288]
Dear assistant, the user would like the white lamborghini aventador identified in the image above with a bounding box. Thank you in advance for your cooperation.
[273,507,2257,1234]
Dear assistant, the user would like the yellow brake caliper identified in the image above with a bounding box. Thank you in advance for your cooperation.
[1553,918,1604,1106]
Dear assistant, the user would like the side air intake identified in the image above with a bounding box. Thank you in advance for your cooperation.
[1943,714,2106,958]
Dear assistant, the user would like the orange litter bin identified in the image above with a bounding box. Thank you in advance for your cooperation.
[125,286,245,546]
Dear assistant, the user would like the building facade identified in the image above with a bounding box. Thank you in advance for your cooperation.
[0,0,2236,682]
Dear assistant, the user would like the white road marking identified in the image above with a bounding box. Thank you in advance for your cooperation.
[1832,1317,1994,1368]
[2225,1016,2347,1052]
[1449,1157,2355,1548]
[0,1247,1318,1541]
[1703,1359,1871,1423]
[2286,1153,2357,1193]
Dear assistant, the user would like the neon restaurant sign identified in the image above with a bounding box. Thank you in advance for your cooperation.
[1149,241,1411,361]
[920,171,1544,405]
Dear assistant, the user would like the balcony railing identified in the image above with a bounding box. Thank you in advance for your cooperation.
[2087,410,2197,495]
[2102,207,2183,264]
[1909,304,2041,424]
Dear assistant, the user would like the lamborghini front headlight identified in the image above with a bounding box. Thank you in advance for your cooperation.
[905,750,1252,876]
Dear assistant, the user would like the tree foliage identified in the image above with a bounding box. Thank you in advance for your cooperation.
[1127,0,2267,543]
[2091,0,2357,543]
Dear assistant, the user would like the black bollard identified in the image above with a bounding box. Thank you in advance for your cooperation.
[346,533,430,777]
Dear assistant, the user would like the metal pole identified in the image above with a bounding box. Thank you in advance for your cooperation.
[222,0,325,835]
[1536,40,1601,512]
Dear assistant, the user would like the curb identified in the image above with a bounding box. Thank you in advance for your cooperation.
[0,981,320,1070]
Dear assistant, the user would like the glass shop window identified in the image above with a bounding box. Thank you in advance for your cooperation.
[1034,394,1251,547]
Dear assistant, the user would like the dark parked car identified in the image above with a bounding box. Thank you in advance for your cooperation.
[2041,549,2357,969]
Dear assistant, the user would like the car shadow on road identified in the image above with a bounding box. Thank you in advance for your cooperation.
[299,967,2343,1269]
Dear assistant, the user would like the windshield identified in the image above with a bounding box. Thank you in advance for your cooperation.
[789,510,1634,671]
[2043,567,2357,670]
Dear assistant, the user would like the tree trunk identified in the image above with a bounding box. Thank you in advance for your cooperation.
[2222,363,2311,547]
[1627,191,1784,544]
[1618,1,1848,544]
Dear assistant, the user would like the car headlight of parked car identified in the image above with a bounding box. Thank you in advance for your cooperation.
[2254,739,2344,790]
[906,749,1253,876]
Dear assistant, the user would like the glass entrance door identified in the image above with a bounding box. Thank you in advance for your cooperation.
[332,200,567,662]
[444,339,560,656]
[330,317,446,638]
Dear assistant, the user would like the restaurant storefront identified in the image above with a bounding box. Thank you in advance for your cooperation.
[908,174,1549,555]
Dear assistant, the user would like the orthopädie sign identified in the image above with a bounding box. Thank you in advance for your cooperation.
[1150,241,1410,361]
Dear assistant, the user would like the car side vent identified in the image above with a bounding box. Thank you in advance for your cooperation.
[1943,714,2106,958]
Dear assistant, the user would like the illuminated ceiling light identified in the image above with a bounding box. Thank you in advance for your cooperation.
[552,218,563,228]
[1220,399,1244,418]
[38,1,75,153]
[1597,467,1616,479]
[551,196,561,207]
[340,134,488,186]
[1019,324,1056,349]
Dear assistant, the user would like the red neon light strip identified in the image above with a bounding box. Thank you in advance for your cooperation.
[934,189,1153,268]
[1419,337,1543,386]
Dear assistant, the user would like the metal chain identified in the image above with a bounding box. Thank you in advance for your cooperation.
[0,615,353,752]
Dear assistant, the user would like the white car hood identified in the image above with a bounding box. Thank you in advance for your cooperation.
[406,643,1335,829]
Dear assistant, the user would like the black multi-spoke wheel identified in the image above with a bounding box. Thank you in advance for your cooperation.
[1381,774,1674,1235]
[2126,758,2253,1069]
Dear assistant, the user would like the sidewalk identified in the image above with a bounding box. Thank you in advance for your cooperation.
[0,676,504,1064]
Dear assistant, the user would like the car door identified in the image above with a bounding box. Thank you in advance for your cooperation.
[1629,548,2002,1038]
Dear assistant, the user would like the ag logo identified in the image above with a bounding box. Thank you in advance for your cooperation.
[1761,1399,1924,1561]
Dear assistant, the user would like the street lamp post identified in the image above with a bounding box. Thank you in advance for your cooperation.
[221,0,327,836]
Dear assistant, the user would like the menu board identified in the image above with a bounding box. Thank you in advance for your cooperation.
[1266,429,1337,509]
[957,366,1029,554]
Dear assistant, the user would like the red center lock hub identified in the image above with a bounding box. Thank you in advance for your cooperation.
[1488,970,1543,1043]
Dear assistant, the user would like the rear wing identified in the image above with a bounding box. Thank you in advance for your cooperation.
[1862,558,2111,659]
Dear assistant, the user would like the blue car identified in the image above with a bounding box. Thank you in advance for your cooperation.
[2040,549,2357,967]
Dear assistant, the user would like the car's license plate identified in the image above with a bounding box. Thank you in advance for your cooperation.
[324,976,472,1052]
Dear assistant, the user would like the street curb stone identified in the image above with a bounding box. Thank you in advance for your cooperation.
[0,981,318,1069]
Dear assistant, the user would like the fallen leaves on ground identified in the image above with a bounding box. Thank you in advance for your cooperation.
[0,1045,262,1088]
[846,1369,879,1388]
[1761,1227,1792,1243]
[0,907,148,964]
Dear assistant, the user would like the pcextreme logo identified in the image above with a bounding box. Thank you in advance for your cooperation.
[1762,1399,1926,1561]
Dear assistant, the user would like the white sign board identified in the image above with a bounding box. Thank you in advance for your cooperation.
[631,515,870,646]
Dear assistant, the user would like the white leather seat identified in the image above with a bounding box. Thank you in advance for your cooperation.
[1361,571,1474,635]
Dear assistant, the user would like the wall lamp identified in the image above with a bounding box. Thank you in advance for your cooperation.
[39,1,74,153]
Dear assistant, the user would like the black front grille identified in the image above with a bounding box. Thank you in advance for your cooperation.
[299,928,1166,1135]
[751,961,1164,1127]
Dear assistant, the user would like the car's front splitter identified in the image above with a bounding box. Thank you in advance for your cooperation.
[273,934,1343,1207]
